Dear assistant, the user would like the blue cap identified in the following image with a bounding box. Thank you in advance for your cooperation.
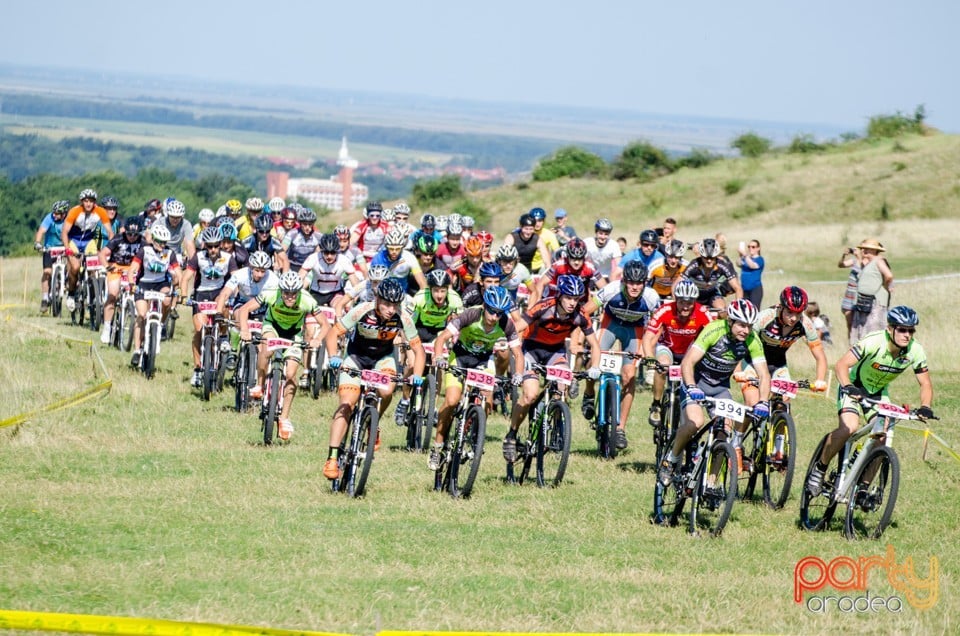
[554,208,567,218]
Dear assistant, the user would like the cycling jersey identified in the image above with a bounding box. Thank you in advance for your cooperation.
[336,301,420,360]
[540,259,602,295]
[103,235,144,266]
[648,262,688,298]
[753,307,822,369]
[39,213,65,248]
[258,289,321,333]
[223,244,248,269]
[133,245,179,285]
[645,301,714,358]
[184,250,237,294]
[510,229,539,269]
[584,237,622,278]
[522,298,595,350]
[446,307,520,357]
[436,242,466,270]
[595,280,661,326]
[531,228,559,273]
[224,267,279,303]
[241,234,285,258]
[351,220,388,260]
[500,263,533,299]
[847,330,928,397]
[235,216,255,242]
[684,258,738,303]
[157,217,193,256]
[369,248,421,291]
[689,319,765,387]
[409,287,464,331]
[282,229,321,271]
[64,205,112,243]
[301,252,356,295]
[408,258,444,295]
[620,247,664,273]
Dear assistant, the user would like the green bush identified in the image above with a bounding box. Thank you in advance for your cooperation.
[731,132,772,158]
[867,105,925,139]
[450,198,491,228]
[724,179,745,195]
[787,134,828,154]
[610,141,673,181]
[532,146,607,181]
[674,148,720,169]
[411,174,464,209]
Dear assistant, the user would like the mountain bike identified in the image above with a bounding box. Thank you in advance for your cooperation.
[70,253,102,328]
[137,290,170,380]
[799,396,936,540]
[332,368,410,497]
[109,272,137,352]
[190,300,228,401]
[308,306,338,399]
[398,340,439,452]
[737,378,809,510]
[432,366,502,498]
[589,350,647,459]
[651,360,684,468]
[232,318,261,413]
[46,247,68,318]
[506,363,573,488]
[257,337,308,446]
[655,395,741,537]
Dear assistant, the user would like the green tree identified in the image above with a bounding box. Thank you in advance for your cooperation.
[731,132,772,158]
[411,174,463,209]
[532,146,607,181]
[610,141,673,181]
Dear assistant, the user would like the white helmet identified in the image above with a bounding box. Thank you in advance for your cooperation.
[393,202,411,216]
[461,215,475,228]
[368,265,390,281]
[166,200,186,217]
[385,228,407,247]
[151,225,172,243]
[448,213,462,226]
[267,197,285,212]
[198,208,215,223]
[394,221,414,238]
[215,205,227,218]
[726,299,758,325]
[496,244,519,261]
[435,215,449,232]
[278,271,302,292]
[248,251,273,269]
[245,197,264,212]
[447,221,463,236]
[382,207,396,222]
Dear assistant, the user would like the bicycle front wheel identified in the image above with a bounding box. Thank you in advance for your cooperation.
[599,381,618,460]
[142,321,160,379]
[799,435,841,532]
[119,297,136,351]
[87,277,103,332]
[536,400,572,488]
[843,445,899,540]
[421,372,438,452]
[689,440,738,537]
[349,405,379,498]
[310,346,324,400]
[201,335,215,401]
[51,267,65,317]
[449,404,486,498]
[262,369,282,445]
[762,412,797,510]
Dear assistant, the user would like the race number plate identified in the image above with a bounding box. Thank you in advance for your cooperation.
[266,338,293,352]
[247,320,263,333]
[48,247,66,257]
[85,256,103,270]
[546,365,573,386]
[668,365,683,381]
[319,306,337,325]
[599,353,623,375]
[712,398,747,423]
[517,285,531,301]
[197,301,219,315]
[771,379,799,398]
[360,369,394,390]
[875,402,910,418]
[465,368,496,391]
[143,291,167,302]
[422,342,435,356]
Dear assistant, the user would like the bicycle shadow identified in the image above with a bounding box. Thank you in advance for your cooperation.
[618,460,658,475]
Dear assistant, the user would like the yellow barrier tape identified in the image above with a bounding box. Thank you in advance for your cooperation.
[0,610,349,636]
[899,424,960,465]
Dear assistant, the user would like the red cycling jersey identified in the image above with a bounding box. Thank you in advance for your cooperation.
[645,301,714,357]
[522,297,595,349]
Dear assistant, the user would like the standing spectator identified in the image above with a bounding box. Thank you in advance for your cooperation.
[656,217,678,256]
[551,208,577,246]
[805,301,832,344]
[837,245,860,338]
[737,238,764,307]
[616,236,628,253]
[849,238,894,343]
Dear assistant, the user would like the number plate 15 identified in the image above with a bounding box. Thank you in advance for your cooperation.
[546,365,573,386]
[599,353,623,375]
[713,398,747,423]
[465,369,496,391]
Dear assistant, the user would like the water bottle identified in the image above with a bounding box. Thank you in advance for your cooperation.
[774,434,785,455]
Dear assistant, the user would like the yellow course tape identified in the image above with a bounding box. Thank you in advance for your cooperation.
[899,424,960,464]
[0,610,349,636]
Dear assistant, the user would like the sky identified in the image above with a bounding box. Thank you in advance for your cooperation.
[2,0,958,131]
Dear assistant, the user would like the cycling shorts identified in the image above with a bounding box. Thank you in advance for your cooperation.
[67,238,99,257]
[42,250,66,269]
[338,353,397,392]
[443,353,495,390]
[599,322,643,355]
[417,325,442,343]
[522,346,567,381]
[681,381,732,409]
[261,323,305,364]
[135,280,170,302]
[309,289,342,307]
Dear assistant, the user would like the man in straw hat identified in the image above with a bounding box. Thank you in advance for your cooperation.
[849,238,894,343]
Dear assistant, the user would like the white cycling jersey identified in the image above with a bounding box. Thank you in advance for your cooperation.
[585,237,622,278]
[225,267,279,300]
[301,252,356,294]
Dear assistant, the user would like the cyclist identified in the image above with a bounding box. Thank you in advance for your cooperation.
[475,230,495,261]
[152,199,196,260]
[242,213,288,272]
[460,261,509,309]
[237,272,324,441]
[351,201,387,262]
[97,216,146,344]
[451,236,486,292]
[335,264,391,313]
[504,275,602,461]
[684,237,742,310]
[274,207,299,243]
[266,197,286,236]
[642,278,715,425]
[127,224,181,368]
[530,237,603,307]
[579,260,661,448]
[503,213,552,273]
[236,197,263,242]
[436,221,466,271]
[192,208,216,248]
[282,207,321,272]
[408,234,443,295]
[805,306,934,496]
[528,207,558,274]
[138,198,164,229]
[584,218,621,281]
[496,244,535,306]
[61,188,115,310]
[620,229,664,274]
[218,220,248,268]
[658,299,769,488]
[461,215,476,238]
[323,278,426,479]
[430,286,524,470]
[33,199,70,313]
[370,228,426,293]
[300,233,360,308]
[647,239,688,299]
[100,195,122,237]
[393,201,411,227]
[180,227,238,388]
[552,208,577,247]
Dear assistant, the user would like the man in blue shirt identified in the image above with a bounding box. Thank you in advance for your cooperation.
[738,238,765,308]
[620,229,664,273]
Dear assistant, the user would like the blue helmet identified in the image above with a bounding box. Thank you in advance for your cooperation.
[218,220,238,241]
[556,274,585,298]
[478,261,503,280]
[483,286,513,313]
[529,207,547,221]
[887,306,919,328]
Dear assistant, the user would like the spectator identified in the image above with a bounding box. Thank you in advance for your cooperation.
[849,238,894,343]
[737,238,764,307]
[656,217,678,256]
[805,301,832,344]
[616,236,628,253]
[837,245,860,338]
[551,208,577,246]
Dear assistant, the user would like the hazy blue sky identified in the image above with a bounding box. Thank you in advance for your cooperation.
[3,0,957,131]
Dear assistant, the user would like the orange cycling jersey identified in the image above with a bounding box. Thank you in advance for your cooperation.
[64,204,112,238]
[521,298,595,349]
[645,301,714,356]
[648,262,687,298]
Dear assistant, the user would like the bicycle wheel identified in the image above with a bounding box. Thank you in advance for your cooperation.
[349,405,379,498]
[262,368,281,445]
[536,400,572,488]
[163,310,177,341]
[142,321,160,379]
[201,335,215,401]
[87,277,103,332]
[689,440,738,537]
[405,383,424,451]
[51,267,65,317]
[843,446,899,540]
[234,345,249,412]
[73,282,86,326]
[599,381,618,460]
[737,425,761,502]
[653,447,687,527]
[799,435,841,532]
[310,346,324,399]
[119,297,136,351]
[449,404,486,498]
[422,372,438,452]
[762,412,798,510]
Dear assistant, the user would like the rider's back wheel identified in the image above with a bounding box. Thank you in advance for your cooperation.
[120,297,136,351]
[599,380,618,460]
[201,335,215,401]
[349,404,379,498]
[51,267,65,317]
[448,404,486,498]
[87,277,103,332]
[689,439,738,537]
[143,321,160,379]
[163,310,177,341]
[536,400,572,488]
[762,411,797,510]
[262,368,282,445]
[843,445,899,540]
[799,435,842,532]
[422,373,438,452]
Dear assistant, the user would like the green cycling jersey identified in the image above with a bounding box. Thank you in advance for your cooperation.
[410,287,463,330]
[846,329,928,397]
[258,289,321,332]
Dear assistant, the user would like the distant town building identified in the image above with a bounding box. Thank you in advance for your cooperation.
[266,137,367,211]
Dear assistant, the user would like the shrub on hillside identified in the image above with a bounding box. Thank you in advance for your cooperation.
[412,174,463,209]
[867,105,926,139]
[731,132,772,158]
[532,146,607,181]
[611,141,673,181]
[450,198,491,228]
[787,134,829,154]
[674,148,720,169]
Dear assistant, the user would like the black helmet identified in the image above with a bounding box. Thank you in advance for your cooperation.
[621,260,648,283]
[421,214,436,231]
[518,214,535,228]
[254,213,273,234]
[414,234,438,255]
[376,277,405,303]
[640,229,659,245]
[123,216,143,236]
[101,195,119,209]
[426,269,452,288]
[319,233,340,253]
[366,201,383,214]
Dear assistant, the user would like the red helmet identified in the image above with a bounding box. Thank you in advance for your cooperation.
[475,230,493,246]
[779,285,809,313]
